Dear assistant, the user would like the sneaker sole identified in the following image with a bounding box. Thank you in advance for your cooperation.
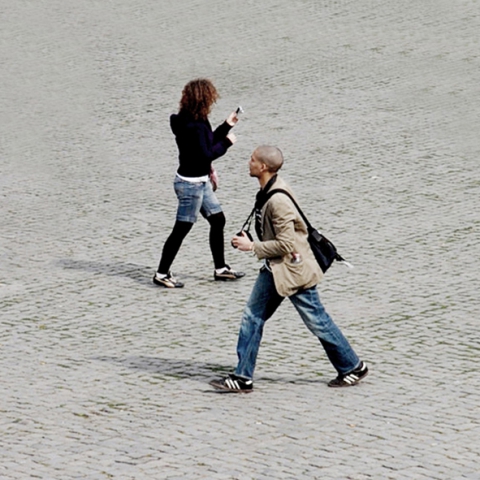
[152,276,184,288]
[209,380,253,393]
[214,274,246,281]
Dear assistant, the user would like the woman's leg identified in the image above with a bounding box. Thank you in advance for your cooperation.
[156,178,202,275]
[157,220,193,274]
[200,182,243,278]
[206,211,226,269]
[200,181,225,269]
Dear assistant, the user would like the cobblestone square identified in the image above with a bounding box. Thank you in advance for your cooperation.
[1,1,479,478]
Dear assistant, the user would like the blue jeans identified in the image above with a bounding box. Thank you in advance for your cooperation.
[235,267,360,379]
[174,176,222,223]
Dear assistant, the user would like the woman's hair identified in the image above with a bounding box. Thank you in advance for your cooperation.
[179,78,219,120]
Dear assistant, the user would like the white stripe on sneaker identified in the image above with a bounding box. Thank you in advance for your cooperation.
[343,374,359,384]
[225,378,240,390]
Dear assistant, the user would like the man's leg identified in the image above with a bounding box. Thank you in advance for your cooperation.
[289,287,360,375]
[234,268,284,379]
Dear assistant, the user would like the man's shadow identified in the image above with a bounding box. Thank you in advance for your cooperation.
[94,355,231,379]
[93,355,326,386]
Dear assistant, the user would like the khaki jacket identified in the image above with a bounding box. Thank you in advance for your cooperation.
[252,176,323,297]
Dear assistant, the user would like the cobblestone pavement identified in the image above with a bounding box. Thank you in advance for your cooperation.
[1,0,479,479]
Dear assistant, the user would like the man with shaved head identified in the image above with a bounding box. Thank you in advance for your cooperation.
[210,146,368,393]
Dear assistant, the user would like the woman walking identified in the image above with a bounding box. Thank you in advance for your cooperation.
[153,78,245,288]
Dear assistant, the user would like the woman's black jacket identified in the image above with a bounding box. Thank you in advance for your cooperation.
[170,110,233,178]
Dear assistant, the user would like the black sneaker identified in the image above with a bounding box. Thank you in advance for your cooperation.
[328,361,369,388]
[209,374,253,393]
[214,265,245,281]
[152,272,184,288]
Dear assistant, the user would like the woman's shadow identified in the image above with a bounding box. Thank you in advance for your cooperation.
[56,259,198,286]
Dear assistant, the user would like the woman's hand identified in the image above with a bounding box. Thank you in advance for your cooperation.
[226,111,239,126]
[227,132,237,144]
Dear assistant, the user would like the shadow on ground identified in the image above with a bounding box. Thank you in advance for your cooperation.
[56,259,203,286]
[93,355,231,378]
[93,355,330,386]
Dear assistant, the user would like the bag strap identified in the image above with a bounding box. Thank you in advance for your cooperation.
[264,188,314,232]
[241,206,255,233]
[237,189,308,237]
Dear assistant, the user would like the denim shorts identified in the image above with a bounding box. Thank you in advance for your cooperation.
[174,176,223,223]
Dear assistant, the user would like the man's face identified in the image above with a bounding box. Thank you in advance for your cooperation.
[249,152,264,178]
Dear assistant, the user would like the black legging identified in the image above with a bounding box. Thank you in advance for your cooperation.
[157,211,226,274]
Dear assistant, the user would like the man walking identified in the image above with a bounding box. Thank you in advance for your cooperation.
[210,146,368,393]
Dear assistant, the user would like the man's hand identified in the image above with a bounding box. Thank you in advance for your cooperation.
[231,231,254,252]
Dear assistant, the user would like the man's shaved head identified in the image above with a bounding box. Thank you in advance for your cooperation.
[253,145,284,172]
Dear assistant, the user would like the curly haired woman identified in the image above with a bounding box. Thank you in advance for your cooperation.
[153,78,245,288]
